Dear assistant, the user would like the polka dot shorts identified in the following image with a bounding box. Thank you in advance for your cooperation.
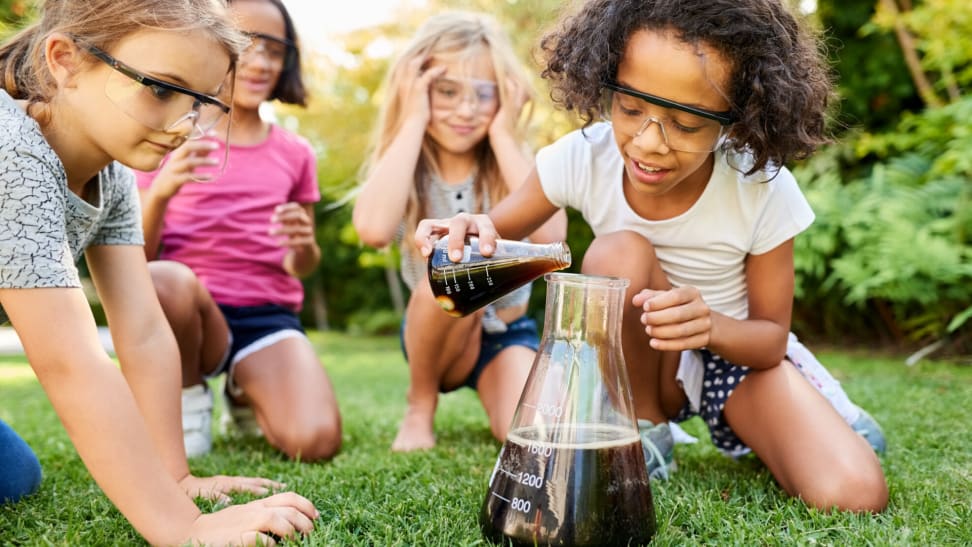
[676,348,751,455]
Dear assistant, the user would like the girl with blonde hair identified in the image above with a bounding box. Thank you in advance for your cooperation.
[354,10,567,451]
[0,0,317,543]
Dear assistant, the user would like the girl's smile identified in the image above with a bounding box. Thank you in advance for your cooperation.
[613,28,731,217]
[426,48,498,161]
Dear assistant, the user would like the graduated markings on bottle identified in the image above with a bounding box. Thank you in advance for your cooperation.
[489,424,640,518]
[440,244,494,295]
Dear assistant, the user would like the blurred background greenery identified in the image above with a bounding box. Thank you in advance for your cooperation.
[2,0,969,360]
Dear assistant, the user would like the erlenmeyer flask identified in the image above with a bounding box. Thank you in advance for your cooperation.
[428,235,571,317]
[480,273,656,546]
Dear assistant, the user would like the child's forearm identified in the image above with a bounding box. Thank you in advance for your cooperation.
[115,325,193,483]
[285,242,321,278]
[353,118,428,247]
[37,355,200,544]
[706,312,790,369]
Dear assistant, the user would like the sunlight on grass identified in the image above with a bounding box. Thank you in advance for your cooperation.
[1,332,970,545]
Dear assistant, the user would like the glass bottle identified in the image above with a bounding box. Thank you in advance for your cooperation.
[428,235,571,317]
[479,273,656,546]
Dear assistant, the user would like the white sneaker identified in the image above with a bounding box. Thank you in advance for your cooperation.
[218,388,263,438]
[181,384,213,458]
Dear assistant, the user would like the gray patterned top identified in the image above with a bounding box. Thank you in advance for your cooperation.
[399,171,530,332]
[0,90,143,325]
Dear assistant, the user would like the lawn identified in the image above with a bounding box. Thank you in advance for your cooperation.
[1,331,970,545]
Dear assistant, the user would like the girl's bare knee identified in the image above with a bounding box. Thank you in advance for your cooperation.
[149,261,200,308]
[582,231,656,277]
[275,418,342,461]
[797,460,888,513]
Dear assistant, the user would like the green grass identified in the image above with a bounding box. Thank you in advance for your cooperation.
[1,332,971,545]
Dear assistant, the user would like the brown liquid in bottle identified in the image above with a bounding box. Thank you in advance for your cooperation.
[428,237,571,317]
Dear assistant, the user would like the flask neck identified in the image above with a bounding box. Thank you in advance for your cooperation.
[543,274,628,342]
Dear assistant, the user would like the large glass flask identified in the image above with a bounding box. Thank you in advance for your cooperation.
[480,273,656,546]
[428,236,571,317]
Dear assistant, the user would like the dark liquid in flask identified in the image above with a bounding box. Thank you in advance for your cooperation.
[429,252,566,317]
[480,424,656,546]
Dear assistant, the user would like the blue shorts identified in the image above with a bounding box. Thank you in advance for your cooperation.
[676,348,751,455]
[400,315,539,391]
[212,303,307,397]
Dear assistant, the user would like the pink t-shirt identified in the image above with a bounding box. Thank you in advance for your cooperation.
[136,125,320,311]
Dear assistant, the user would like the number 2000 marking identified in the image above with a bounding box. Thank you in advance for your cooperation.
[536,403,563,418]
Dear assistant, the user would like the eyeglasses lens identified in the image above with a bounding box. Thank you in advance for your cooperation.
[242,36,294,70]
[103,68,226,138]
[602,89,725,153]
[430,79,498,113]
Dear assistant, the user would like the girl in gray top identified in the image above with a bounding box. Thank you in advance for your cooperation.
[0,0,318,543]
[353,11,567,452]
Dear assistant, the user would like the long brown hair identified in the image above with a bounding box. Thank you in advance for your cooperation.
[360,10,536,245]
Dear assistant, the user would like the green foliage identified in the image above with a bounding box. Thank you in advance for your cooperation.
[817,0,921,132]
[0,0,32,36]
[794,96,972,348]
[345,308,402,336]
[869,0,972,102]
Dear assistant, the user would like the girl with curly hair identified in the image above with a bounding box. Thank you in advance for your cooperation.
[415,0,888,512]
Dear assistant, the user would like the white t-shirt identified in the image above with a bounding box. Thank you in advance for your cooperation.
[536,122,814,320]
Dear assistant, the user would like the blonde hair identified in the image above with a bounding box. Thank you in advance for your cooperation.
[361,10,537,245]
[0,0,248,116]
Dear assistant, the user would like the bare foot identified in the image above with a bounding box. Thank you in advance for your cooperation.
[391,407,436,452]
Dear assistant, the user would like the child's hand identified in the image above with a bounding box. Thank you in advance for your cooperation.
[179,474,285,505]
[633,287,713,351]
[184,492,318,546]
[400,56,446,125]
[150,135,221,197]
[414,212,496,260]
[270,202,315,252]
[489,76,529,141]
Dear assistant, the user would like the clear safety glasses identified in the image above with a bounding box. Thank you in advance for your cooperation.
[79,41,230,140]
[429,77,499,115]
[241,31,297,71]
[601,81,733,153]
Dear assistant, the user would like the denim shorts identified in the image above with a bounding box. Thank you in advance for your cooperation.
[212,303,307,397]
[400,315,539,391]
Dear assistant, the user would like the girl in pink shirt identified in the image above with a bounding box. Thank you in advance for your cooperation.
[136,0,341,462]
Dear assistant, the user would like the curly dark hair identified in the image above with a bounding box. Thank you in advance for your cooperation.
[538,0,835,174]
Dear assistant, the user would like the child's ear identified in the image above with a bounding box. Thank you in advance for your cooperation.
[44,32,85,88]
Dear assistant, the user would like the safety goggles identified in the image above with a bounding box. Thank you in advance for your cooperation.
[601,81,733,153]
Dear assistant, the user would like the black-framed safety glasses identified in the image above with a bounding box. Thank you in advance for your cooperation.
[601,81,733,153]
[78,41,231,139]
